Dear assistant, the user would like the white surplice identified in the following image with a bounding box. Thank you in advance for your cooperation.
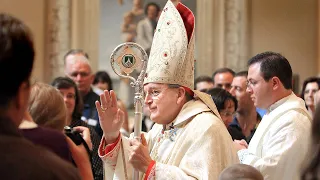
[238,93,312,180]
[99,99,239,180]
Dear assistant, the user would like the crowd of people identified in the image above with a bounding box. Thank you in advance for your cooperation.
[1,0,320,180]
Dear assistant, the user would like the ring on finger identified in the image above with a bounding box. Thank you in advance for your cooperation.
[101,106,107,111]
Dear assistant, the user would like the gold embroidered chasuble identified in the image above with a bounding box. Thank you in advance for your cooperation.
[99,99,239,179]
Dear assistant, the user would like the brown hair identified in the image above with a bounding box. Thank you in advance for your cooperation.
[301,103,320,180]
[28,82,67,131]
[219,164,263,180]
[51,77,83,121]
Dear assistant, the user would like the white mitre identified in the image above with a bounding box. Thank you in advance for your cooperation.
[144,0,194,88]
[143,0,221,117]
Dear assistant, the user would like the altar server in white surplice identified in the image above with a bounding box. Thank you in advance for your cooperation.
[95,1,239,179]
[234,52,312,180]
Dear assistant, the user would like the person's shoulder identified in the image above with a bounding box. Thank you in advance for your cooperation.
[284,109,310,124]
[22,126,69,151]
[269,109,311,137]
[184,112,232,142]
[138,18,149,26]
[188,111,226,134]
[0,136,80,179]
[36,126,67,139]
[193,111,224,126]
[30,146,80,179]
[85,88,100,104]
[278,107,311,124]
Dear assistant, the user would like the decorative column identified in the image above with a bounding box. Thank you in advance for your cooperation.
[224,0,250,72]
[196,0,224,77]
[196,0,249,77]
[71,0,100,71]
[46,0,71,82]
[45,0,100,82]
[318,1,320,75]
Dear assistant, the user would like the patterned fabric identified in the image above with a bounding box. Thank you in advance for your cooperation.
[70,119,103,180]
[143,0,221,121]
[99,99,239,179]
[99,137,121,170]
[143,0,194,90]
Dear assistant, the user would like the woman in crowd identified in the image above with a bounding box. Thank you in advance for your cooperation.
[300,77,320,116]
[28,82,67,131]
[25,82,93,179]
[207,88,244,140]
[51,77,103,180]
[301,102,320,179]
[207,88,237,127]
[22,82,71,162]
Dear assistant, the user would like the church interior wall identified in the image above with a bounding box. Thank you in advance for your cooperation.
[250,0,318,90]
[0,0,46,82]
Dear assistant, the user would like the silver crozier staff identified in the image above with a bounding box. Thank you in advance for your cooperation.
[110,42,148,180]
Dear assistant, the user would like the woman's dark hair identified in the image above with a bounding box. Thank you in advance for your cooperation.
[93,71,113,91]
[207,87,237,112]
[300,77,320,101]
[301,103,320,180]
[51,77,83,120]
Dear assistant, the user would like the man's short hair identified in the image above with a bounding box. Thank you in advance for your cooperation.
[0,13,34,108]
[194,75,213,88]
[212,68,235,83]
[144,2,161,15]
[63,49,92,73]
[235,71,248,78]
[248,51,292,89]
[63,49,89,63]
[219,164,263,180]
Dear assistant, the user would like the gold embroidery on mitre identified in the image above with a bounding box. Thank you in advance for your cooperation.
[144,0,194,89]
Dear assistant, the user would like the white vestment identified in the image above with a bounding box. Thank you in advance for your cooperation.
[99,99,239,180]
[238,93,312,180]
